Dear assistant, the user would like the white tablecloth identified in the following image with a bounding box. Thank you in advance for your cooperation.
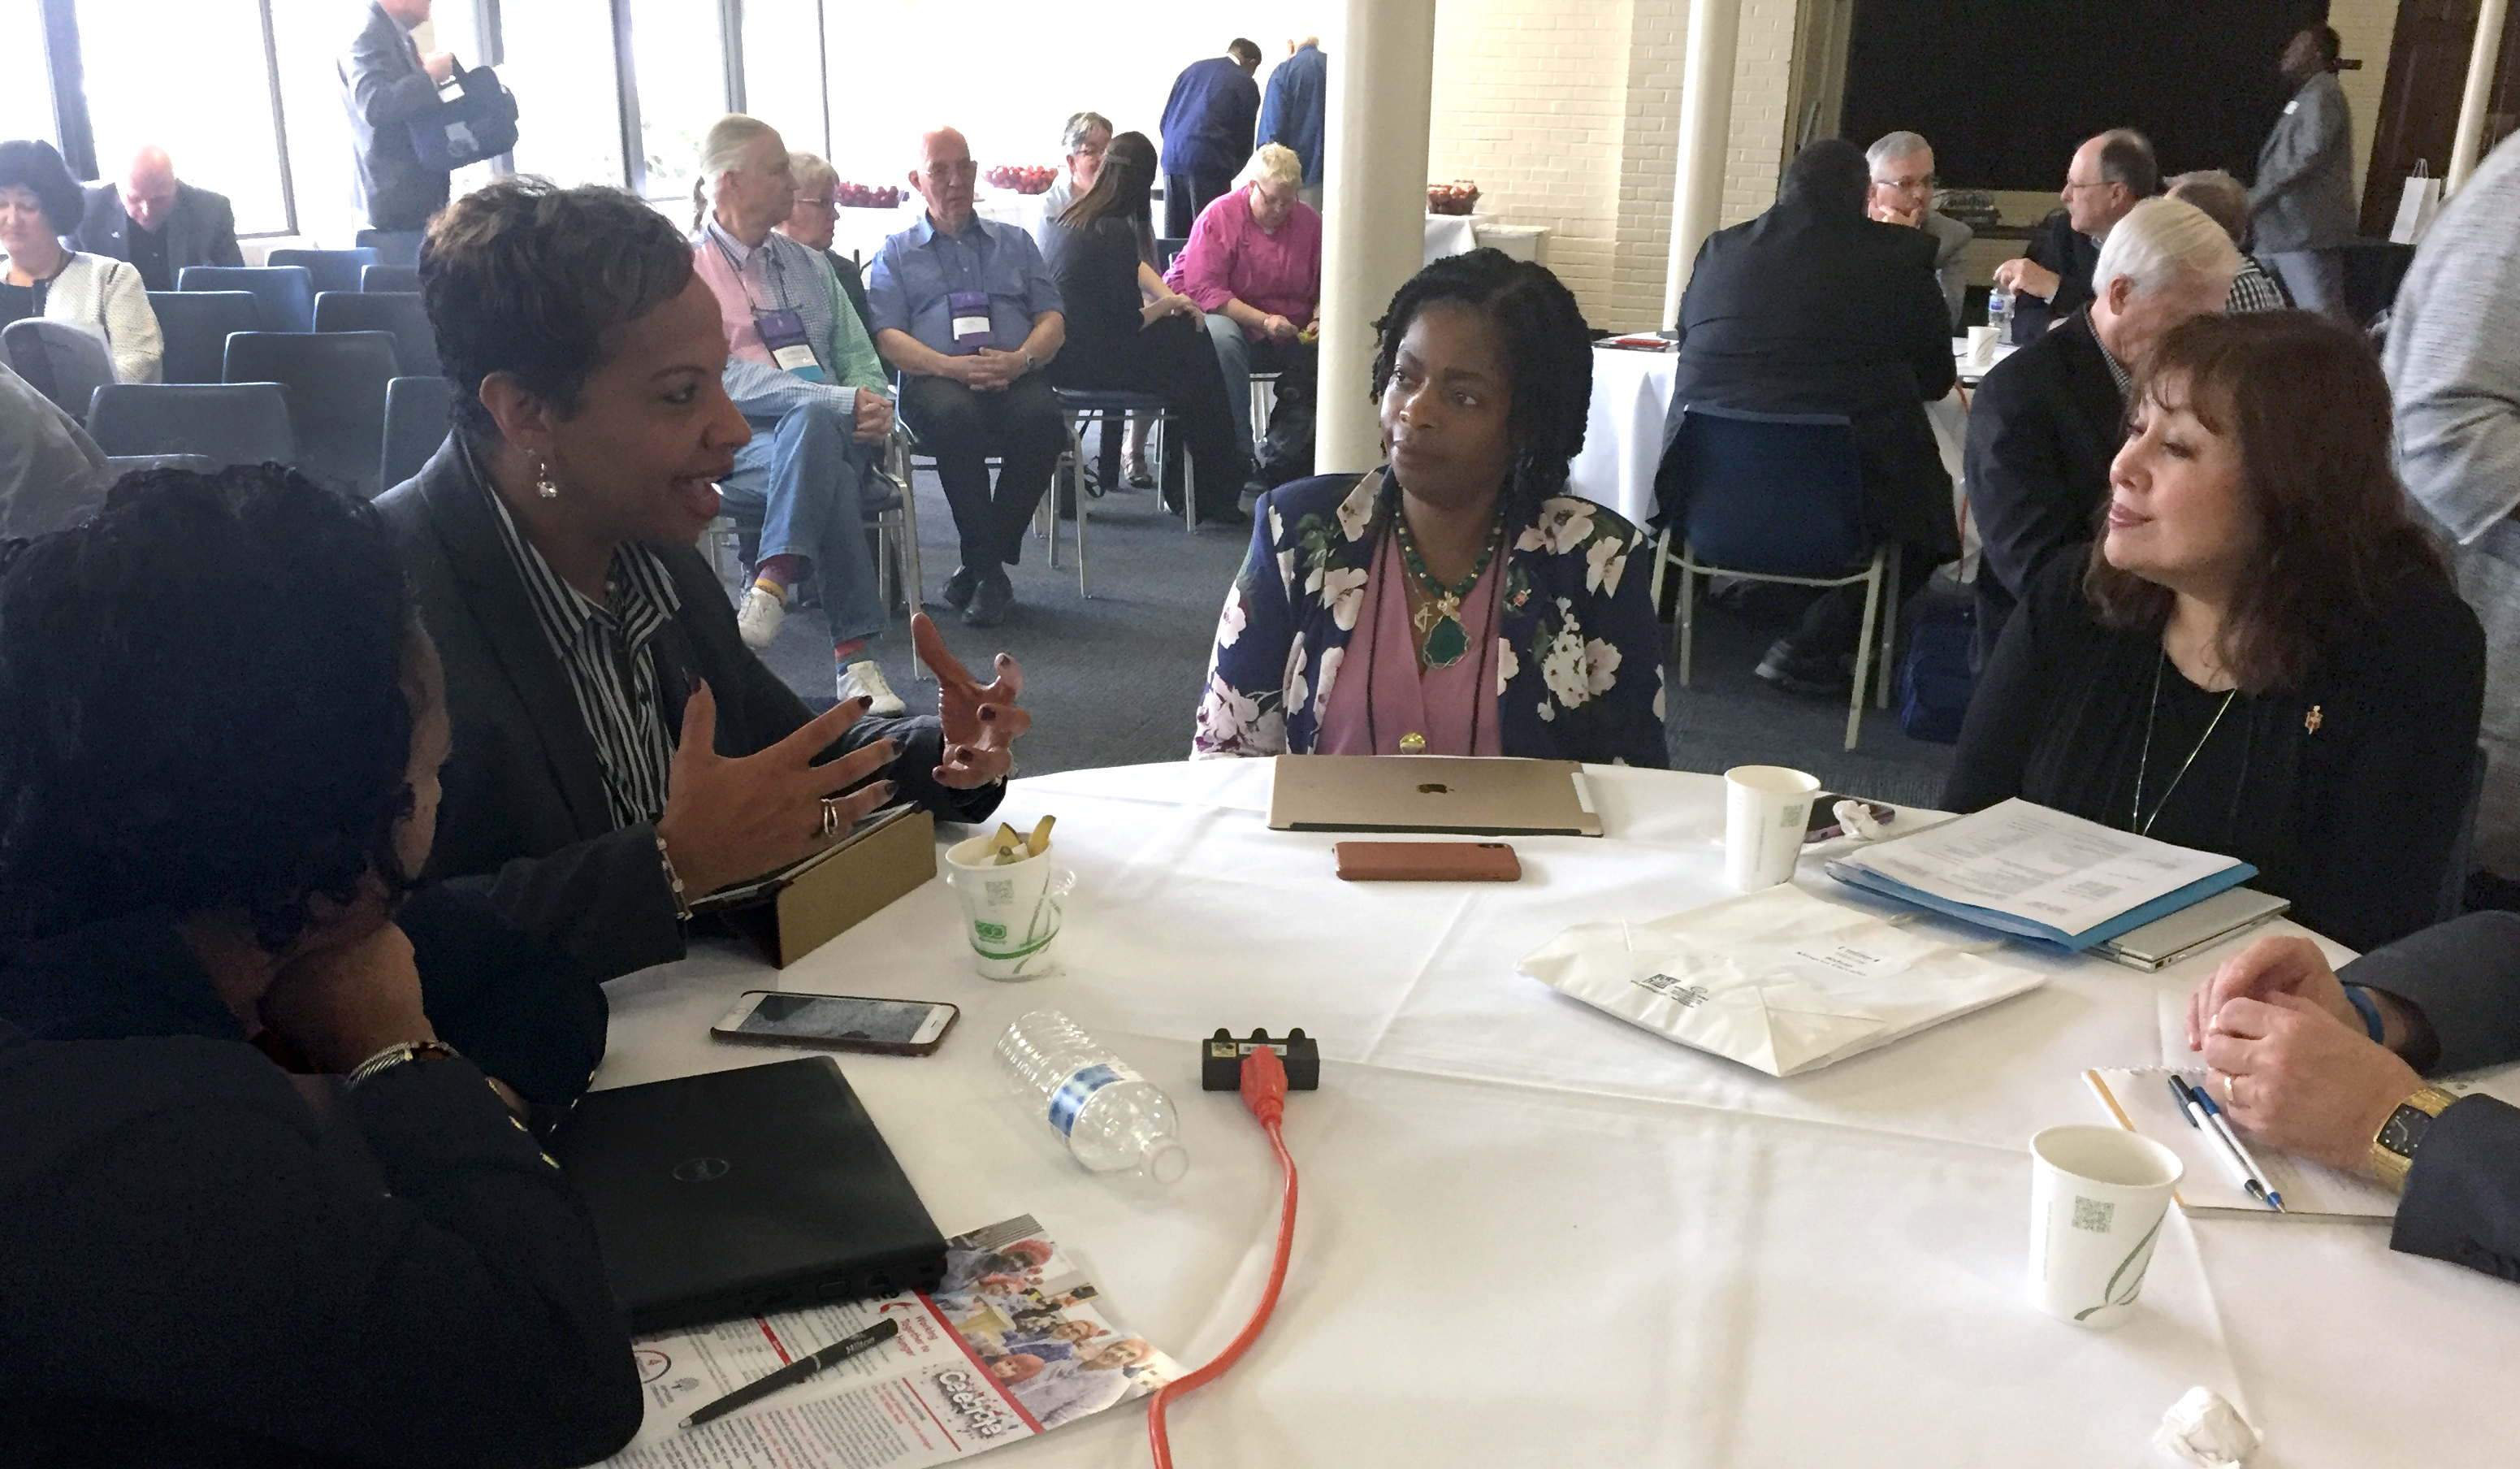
[599,762,2520,1467]
[1425,214,1552,266]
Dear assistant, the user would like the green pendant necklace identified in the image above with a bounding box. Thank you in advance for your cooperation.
[1390,505,1505,670]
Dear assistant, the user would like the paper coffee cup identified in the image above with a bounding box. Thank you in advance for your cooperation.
[943,834,1072,982]
[1722,765,1820,890]
[1967,325,1999,366]
[2025,1125,2184,1327]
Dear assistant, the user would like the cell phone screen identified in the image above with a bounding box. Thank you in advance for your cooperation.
[733,994,936,1044]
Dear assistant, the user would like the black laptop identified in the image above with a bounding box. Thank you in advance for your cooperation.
[551,1056,946,1332]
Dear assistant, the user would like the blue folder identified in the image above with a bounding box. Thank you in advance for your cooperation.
[1823,858,2259,955]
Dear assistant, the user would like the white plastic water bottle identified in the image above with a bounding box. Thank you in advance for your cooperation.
[1985,284,2012,346]
[996,1010,1189,1183]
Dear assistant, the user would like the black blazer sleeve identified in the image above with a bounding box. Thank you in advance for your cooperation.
[346,7,439,127]
[0,1041,640,1464]
[1894,232,1958,402]
[2394,1096,2520,1282]
[1942,552,2076,811]
[401,882,608,1107]
[201,189,244,268]
[2337,911,2520,1077]
[1966,351,2086,604]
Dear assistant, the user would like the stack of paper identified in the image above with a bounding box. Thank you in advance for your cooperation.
[2085,1068,2398,1222]
[1825,799,2255,953]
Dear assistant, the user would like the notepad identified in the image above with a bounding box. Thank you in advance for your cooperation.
[2084,1067,2399,1223]
[1825,799,2255,953]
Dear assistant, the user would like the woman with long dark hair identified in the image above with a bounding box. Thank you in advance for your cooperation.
[1947,310,2484,951]
[1037,130,1249,524]
[1193,249,1668,766]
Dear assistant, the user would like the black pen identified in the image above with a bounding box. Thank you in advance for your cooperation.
[680,1316,901,1429]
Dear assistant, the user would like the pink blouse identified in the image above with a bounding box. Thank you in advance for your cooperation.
[1163,186,1323,341]
[1314,531,1506,756]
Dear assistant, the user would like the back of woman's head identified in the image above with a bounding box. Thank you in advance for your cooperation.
[1060,131,1158,228]
[422,176,696,444]
[0,466,418,952]
[1778,138,1868,219]
[2087,310,2445,691]
[1371,249,1594,511]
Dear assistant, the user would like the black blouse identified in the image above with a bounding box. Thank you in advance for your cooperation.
[1037,214,1152,359]
[1945,552,2486,952]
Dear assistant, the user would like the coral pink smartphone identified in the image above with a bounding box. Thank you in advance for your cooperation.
[1333,841,1522,882]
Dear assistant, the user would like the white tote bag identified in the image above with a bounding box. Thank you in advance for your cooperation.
[2392,162,2444,245]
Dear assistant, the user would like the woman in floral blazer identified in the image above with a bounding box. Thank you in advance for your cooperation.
[1192,250,1669,767]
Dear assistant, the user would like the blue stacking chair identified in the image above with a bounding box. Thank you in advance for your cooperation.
[361,263,421,292]
[1650,405,1897,751]
[178,265,315,333]
[2,318,115,421]
[314,290,439,375]
[147,289,259,384]
[223,331,399,500]
[380,374,457,490]
[355,228,425,266]
[87,382,295,468]
[266,247,379,297]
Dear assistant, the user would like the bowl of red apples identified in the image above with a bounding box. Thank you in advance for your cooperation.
[1427,181,1480,216]
[985,164,1059,195]
[836,182,903,210]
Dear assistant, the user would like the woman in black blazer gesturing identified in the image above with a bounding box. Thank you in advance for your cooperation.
[379,178,1029,982]
[1947,312,2483,952]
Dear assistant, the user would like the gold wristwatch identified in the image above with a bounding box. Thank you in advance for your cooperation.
[2370,1085,2462,1190]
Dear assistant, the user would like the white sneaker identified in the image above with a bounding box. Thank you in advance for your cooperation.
[839,660,907,717]
[735,585,786,649]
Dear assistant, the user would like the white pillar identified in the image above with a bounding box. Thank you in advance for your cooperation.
[1316,0,1439,474]
[2449,0,2512,193]
[1663,0,1745,325]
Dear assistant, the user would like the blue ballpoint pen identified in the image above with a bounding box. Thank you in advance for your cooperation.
[2190,1081,2288,1211]
[2167,1076,2280,1211]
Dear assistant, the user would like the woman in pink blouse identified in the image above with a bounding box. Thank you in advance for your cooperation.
[1165,144,1322,494]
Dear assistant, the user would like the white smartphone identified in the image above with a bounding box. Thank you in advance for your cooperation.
[709,990,959,1056]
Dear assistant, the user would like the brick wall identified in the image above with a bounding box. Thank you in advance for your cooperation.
[1431,0,1807,335]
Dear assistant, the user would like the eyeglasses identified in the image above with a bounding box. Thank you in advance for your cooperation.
[795,196,839,214]
[1871,173,1935,193]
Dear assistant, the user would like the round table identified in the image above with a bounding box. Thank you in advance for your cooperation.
[597,761,2520,1467]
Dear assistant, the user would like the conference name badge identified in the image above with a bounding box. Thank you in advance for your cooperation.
[949,289,994,349]
[755,307,826,383]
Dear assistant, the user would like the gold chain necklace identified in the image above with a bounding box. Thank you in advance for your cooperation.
[2132,650,2238,838]
[1389,506,1505,670]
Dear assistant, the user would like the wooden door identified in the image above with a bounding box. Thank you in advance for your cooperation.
[2363,0,2520,236]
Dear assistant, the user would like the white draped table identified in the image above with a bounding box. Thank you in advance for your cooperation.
[598,762,2519,1467]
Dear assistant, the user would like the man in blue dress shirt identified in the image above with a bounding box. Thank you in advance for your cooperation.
[868,126,1068,628]
[1159,39,1263,238]
[1258,37,1328,211]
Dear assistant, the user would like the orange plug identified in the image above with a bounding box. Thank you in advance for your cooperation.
[1238,1042,1288,1124]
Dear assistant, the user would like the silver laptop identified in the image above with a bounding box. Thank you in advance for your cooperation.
[1267,755,1604,837]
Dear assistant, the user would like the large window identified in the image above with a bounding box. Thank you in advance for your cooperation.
[76,0,293,232]
[1,0,53,148]
[626,0,729,206]
[741,0,829,161]
[502,0,625,191]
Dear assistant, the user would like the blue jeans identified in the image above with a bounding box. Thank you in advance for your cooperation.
[719,397,885,648]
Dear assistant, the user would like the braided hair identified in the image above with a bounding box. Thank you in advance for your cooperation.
[1370,248,1593,522]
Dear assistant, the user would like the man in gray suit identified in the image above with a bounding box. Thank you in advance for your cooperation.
[2188,919,2520,1283]
[2250,26,2358,318]
[2388,133,2520,902]
[1866,131,1972,328]
[338,0,457,232]
[70,146,243,293]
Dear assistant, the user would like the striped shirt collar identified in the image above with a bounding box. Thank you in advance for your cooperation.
[466,441,682,828]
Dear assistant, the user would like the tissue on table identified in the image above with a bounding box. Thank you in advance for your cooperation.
[2152,1386,2258,1467]
[1517,884,2046,1077]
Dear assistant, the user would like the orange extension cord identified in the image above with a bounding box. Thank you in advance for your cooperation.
[1145,1044,1299,1469]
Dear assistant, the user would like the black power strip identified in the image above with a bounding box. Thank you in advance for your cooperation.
[1200,1029,1320,1091]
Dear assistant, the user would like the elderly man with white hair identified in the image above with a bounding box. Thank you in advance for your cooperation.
[1866,131,1972,327]
[1964,195,2238,661]
[689,115,905,712]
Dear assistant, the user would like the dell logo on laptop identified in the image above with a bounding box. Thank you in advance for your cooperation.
[671,1155,733,1183]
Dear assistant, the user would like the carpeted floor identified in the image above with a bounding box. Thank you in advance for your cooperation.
[747,468,1958,808]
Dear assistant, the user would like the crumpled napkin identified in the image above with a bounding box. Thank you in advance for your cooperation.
[2152,1386,2259,1467]
[1517,883,2045,1077]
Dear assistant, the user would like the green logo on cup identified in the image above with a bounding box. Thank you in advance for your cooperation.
[976,921,1007,942]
